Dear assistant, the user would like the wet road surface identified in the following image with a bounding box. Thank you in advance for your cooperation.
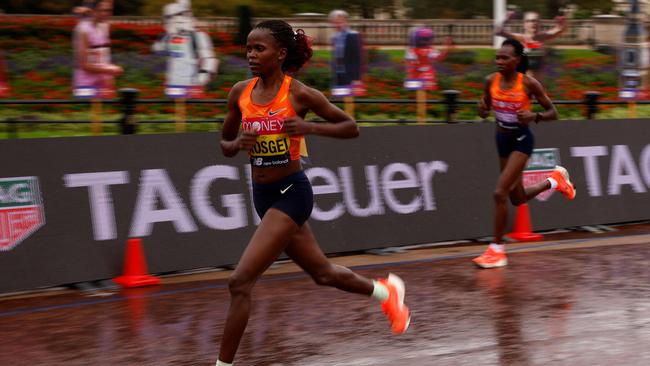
[1,232,649,365]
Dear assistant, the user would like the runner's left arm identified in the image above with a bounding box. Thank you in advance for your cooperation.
[518,76,557,124]
[285,85,359,139]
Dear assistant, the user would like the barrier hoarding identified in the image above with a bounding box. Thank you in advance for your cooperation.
[0,119,649,292]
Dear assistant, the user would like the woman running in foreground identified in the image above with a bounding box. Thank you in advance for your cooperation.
[216,20,410,366]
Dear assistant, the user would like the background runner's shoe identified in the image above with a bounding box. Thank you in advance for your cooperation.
[378,274,410,334]
[549,165,576,200]
[473,247,508,268]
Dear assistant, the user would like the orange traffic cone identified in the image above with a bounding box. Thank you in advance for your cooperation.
[505,203,543,242]
[113,238,160,288]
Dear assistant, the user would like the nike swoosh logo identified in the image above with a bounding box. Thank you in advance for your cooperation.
[280,184,293,194]
[269,108,286,116]
[517,135,526,141]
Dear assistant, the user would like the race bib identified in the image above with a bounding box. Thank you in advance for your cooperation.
[249,134,291,167]
[493,100,523,125]
[242,117,291,167]
[494,110,519,123]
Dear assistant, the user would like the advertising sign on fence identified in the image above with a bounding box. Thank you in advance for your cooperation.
[523,148,560,202]
[0,120,648,292]
[0,177,45,251]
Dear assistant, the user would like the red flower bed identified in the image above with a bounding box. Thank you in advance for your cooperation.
[0,15,237,54]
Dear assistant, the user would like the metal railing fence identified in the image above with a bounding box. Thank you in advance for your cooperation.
[0,90,643,139]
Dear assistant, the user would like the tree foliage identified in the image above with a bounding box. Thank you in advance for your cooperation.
[2,0,73,14]
[1,0,297,17]
[1,0,144,15]
[114,0,145,16]
[0,0,618,18]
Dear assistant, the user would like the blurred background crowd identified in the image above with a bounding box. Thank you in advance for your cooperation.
[0,1,646,136]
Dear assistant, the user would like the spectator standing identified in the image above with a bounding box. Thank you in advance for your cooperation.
[329,10,365,97]
[72,0,122,98]
[495,11,567,80]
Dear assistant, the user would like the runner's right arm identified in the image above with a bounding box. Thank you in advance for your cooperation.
[221,81,256,157]
[478,74,494,119]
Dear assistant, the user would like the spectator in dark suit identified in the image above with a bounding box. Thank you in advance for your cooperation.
[329,10,363,90]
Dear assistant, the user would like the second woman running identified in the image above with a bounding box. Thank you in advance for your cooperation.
[474,38,576,269]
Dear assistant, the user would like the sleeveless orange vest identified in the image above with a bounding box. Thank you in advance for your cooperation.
[239,75,304,167]
[490,72,531,129]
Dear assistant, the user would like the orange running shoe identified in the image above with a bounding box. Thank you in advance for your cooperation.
[473,247,508,268]
[549,165,576,200]
[378,274,410,334]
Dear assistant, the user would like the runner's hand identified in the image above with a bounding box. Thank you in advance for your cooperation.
[478,98,490,118]
[237,131,257,152]
[517,110,536,126]
[284,116,313,135]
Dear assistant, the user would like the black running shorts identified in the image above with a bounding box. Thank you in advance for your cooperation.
[495,125,535,158]
[252,170,313,227]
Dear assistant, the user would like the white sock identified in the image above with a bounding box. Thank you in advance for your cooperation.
[489,243,505,253]
[216,360,232,366]
[371,280,389,302]
[547,177,558,190]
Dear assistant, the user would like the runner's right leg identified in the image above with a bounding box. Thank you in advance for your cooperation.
[217,209,300,364]
[474,152,528,268]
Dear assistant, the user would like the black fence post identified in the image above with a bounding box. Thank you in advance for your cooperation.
[442,90,460,123]
[6,117,18,139]
[119,88,139,135]
[584,91,600,120]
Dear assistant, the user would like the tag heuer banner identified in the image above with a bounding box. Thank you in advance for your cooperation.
[0,177,45,251]
[524,148,560,202]
[0,119,648,292]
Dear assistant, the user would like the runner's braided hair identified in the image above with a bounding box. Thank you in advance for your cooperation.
[254,20,313,73]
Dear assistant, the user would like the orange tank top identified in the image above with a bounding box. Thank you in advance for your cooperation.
[490,72,531,129]
[239,75,303,167]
